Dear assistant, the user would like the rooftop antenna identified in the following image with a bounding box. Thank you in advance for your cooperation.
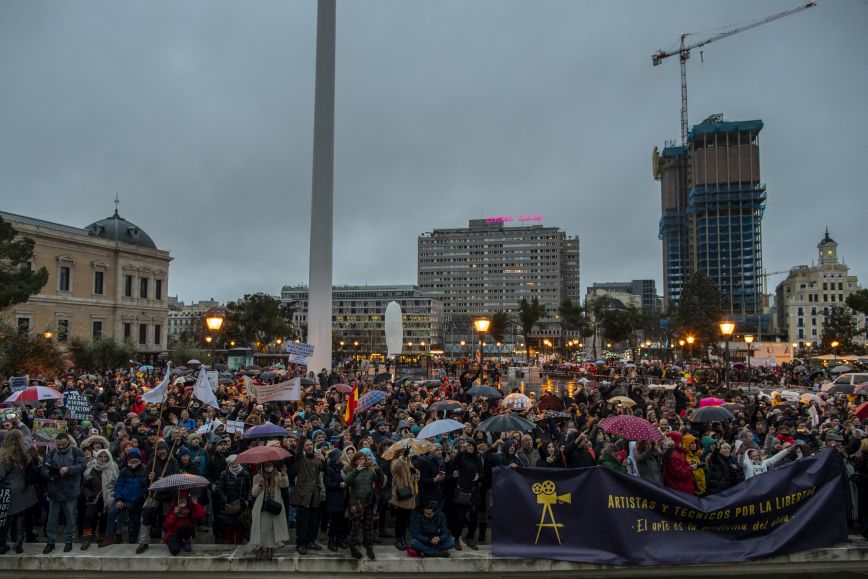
[114,192,120,216]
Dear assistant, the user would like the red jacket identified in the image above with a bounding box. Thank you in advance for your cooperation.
[163,501,206,541]
[664,448,696,495]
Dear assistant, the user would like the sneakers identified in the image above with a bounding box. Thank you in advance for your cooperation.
[64,543,73,553]
[181,539,192,552]
[135,543,149,554]
[43,544,55,555]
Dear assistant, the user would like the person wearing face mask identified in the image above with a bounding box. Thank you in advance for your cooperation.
[104,449,146,547]
[215,455,252,545]
[290,432,326,555]
[80,448,118,550]
[40,432,85,553]
[250,461,289,560]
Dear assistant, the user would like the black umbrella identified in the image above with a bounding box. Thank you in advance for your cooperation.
[689,406,735,423]
[428,400,462,413]
[301,378,317,386]
[476,413,536,433]
[466,385,503,399]
[374,372,392,384]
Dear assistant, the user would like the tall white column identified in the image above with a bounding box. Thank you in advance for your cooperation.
[307,0,336,373]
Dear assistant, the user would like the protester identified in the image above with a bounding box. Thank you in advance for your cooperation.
[344,449,383,560]
[41,432,85,553]
[250,461,289,560]
[163,491,206,555]
[0,430,37,554]
[407,501,454,558]
[214,454,252,545]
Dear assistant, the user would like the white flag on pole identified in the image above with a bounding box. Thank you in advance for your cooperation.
[142,363,171,404]
[192,367,220,408]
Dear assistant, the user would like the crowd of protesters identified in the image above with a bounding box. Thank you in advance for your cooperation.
[0,355,865,560]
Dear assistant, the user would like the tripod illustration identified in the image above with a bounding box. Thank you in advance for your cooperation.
[532,480,571,545]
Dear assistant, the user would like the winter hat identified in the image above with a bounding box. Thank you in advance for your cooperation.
[177,446,191,457]
[81,420,92,428]
[359,447,375,459]
[311,429,325,439]
[186,433,200,444]
[126,448,142,460]
[226,454,238,465]
[665,431,683,447]
[156,440,169,451]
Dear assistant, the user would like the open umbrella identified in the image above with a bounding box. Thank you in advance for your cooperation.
[721,403,744,412]
[600,415,661,442]
[465,385,503,399]
[138,365,155,372]
[503,392,532,411]
[271,364,285,370]
[373,372,392,384]
[689,406,735,423]
[536,394,565,411]
[301,378,317,386]
[607,396,636,407]
[428,400,462,413]
[395,375,415,385]
[236,445,291,465]
[187,359,202,365]
[699,397,726,408]
[799,393,825,406]
[476,414,536,433]
[357,390,388,413]
[416,419,466,440]
[4,386,63,405]
[382,438,438,460]
[831,365,851,374]
[331,383,353,394]
[243,422,287,439]
[148,473,210,492]
[531,410,572,421]
[259,371,277,381]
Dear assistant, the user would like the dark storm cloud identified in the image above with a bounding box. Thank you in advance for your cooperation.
[1,0,865,302]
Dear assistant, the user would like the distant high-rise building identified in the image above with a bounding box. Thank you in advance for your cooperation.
[654,114,766,323]
[418,219,580,349]
[587,280,660,311]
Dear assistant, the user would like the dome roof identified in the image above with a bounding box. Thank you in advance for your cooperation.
[86,210,157,249]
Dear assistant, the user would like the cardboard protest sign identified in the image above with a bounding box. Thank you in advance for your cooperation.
[32,419,68,447]
[226,420,245,434]
[249,377,301,403]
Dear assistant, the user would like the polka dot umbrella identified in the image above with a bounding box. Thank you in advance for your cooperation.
[599,415,662,442]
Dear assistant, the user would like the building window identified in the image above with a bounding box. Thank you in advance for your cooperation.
[140,278,149,299]
[154,324,162,346]
[58,319,69,343]
[125,275,133,297]
[94,271,104,295]
[59,266,71,292]
[155,279,163,301]
[16,317,30,335]
[124,323,132,341]
[139,324,147,345]
[92,321,103,339]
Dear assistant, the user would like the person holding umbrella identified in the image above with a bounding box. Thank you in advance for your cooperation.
[250,461,289,560]
[163,491,206,555]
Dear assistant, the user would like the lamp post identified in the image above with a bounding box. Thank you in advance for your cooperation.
[473,317,490,382]
[830,340,839,365]
[686,335,695,363]
[459,340,466,360]
[43,331,53,342]
[719,321,735,399]
[678,339,685,361]
[744,335,754,394]
[204,307,225,367]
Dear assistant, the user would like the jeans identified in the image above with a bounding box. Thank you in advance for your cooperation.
[117,502,142,543]
[46,499,77,544]
[409,536,454,556]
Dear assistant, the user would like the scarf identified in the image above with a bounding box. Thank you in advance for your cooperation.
[89,449,119,503]
[228,464,243,475]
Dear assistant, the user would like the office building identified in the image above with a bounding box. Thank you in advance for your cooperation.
[1,208,171,359]
[280,284,444,359]
[774,230,865,345]
[587,280,660,311]
[654,114,766,325]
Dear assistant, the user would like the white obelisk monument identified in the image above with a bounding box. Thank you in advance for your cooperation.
[307,0,336,373]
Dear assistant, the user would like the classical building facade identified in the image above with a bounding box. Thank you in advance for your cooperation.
[167,297,219,346]
[774,231,864,345]
[1,209,172,358]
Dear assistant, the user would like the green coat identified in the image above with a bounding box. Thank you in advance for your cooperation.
[343,463,384,503]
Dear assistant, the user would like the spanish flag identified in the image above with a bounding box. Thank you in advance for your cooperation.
[344,384,359,425]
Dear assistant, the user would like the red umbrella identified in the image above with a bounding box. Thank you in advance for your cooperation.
[331,383,352,394]
[537,394,565,412]
[855,402,868,421]
[236,445,291,465]
[600,415,662,442]
[4,386,63,405]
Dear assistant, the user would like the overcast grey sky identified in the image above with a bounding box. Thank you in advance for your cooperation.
[1,0,865,303]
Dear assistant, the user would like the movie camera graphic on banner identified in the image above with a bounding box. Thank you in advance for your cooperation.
[532,480,571,544]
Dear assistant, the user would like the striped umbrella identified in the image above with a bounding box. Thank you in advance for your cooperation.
[503,392,532,411]
[4,386,63,405]
[356,389,388,413]
[148,473,210,492]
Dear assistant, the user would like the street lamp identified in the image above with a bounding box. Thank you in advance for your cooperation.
[204,307,225,367]
[459,340,466,359]
[43,331,53,341]
[744,335,754,394]
[686,335,695,362]
[719,321,735,399]
[473,317,490,378]
[830,340,839,364]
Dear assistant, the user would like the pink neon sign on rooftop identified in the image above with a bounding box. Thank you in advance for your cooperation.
[485,214,543,224]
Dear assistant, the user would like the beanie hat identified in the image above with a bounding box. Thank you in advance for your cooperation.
[156,440,169,451]
[126,448,142,460]
[177,446,191,457]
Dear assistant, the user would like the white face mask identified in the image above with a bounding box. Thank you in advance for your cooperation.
[264,466,274,474]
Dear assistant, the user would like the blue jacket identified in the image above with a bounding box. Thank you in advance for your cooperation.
[409,509,450,545]
[40,446,85,501]
[114,464,147,505]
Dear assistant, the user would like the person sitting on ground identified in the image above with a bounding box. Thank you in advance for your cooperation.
[407,501,454,558]
[163,491,206,555]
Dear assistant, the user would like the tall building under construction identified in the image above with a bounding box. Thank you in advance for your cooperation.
[653,114,766,325]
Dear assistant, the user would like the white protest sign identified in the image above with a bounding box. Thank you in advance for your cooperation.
[63,391,91,420]
[206,371,219,391]
[285,342,315,365]
[226,420,245,434]
[9,376,29,393]
[250,377,301,403]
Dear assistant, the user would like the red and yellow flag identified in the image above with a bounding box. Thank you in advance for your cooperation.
[344,384,359,425]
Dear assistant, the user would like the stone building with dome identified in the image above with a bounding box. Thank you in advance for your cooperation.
[0,208,172,361]
[774,230,864,347]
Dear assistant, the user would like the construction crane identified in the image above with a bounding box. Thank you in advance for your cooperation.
[652,1,817,146]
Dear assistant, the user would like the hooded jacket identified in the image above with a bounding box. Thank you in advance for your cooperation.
[663,432,695,495]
